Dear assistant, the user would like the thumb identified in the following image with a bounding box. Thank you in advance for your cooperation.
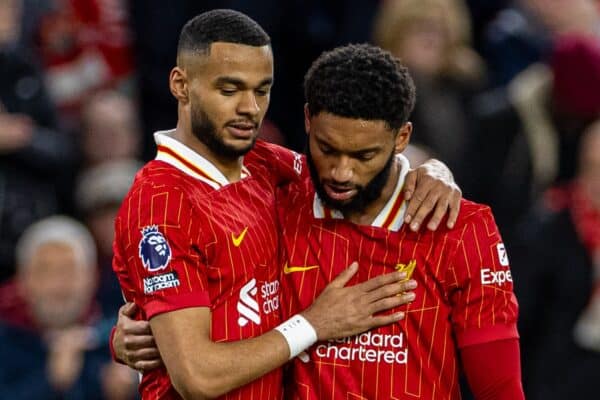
[329,262,358,288]
[120,302,137,317]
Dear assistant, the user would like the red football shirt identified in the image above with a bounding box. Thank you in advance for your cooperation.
[278,156,519,400]
[113,131,301,400]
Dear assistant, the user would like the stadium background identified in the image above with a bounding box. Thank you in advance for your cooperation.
[0,0,599,398]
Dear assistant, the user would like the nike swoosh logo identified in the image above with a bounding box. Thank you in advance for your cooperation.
[283,262,319,274]
[231,227,249,247]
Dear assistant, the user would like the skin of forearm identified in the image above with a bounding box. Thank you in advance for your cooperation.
[150,309,290,400]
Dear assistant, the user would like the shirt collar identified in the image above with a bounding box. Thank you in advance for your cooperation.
[154,130,250,189]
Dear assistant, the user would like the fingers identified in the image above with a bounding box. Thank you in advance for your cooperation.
[121,336,162,372]
[120,302,137,317]
[117,304,151,335]
[123,334,156,351]
[426,197,449,231]
[363,279,417,304]
[446,189,461,229]
[327,262,358,288]
[403,169,417,201]
[304,268,418,340]
[403,159,464,231]
[407,189,439,231]
[123,347,160,364]
[368,312,407,329]
[368,291,416,314]
[133,347,161,361]
[358,270,406,292]
[403,178,428,229]
[404,183,462,232]
[133,359,164,373]
[121,319,152,336]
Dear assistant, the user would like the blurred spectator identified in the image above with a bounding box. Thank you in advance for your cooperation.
[80,90,141,166]
[512,120,600,399]
[35,0,135,132]
[482,0,600,87]
[373,0,485,183]
[0,216,138,399]
[464,0,509,50]
[469,34,600,239]
[75,160,141,316]
[0,0,75,281]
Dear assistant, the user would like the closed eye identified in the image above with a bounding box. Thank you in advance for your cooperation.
[255,87,271,96]
[355,152,376,161]
[220,88,237,96]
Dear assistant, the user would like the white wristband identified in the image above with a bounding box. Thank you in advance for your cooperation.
[275,314,318,359]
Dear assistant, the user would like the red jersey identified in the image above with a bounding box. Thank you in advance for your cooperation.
[278,156,519,400]
[113,131,301,400]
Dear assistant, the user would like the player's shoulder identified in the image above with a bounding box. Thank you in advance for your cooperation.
[440,198,497,236]
[247,140,301,167]
[119,160,201,211]
[127,160,196,195]
[247,140,305,183]
[251,139,296,158]
[455,199,494,224]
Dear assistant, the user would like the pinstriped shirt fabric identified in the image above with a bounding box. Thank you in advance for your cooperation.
[113,133,303,400]
[278,175,519,400]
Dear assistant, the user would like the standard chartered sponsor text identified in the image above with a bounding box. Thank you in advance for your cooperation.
[315,331,407,364]
[261,280,279,314]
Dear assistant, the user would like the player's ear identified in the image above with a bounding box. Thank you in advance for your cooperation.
[394,122,412,154]
[170,66,189,104]
[304,104,311,135]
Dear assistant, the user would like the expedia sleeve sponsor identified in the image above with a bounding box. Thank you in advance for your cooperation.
[144,271,181,294]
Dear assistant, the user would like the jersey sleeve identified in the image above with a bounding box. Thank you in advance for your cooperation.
[245,140,308,186]
[461,339,525,399]
[112,182,210,320]
[446,206,519,348]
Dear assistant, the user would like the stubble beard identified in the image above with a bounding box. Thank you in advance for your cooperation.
[307,146,396,215]
[190,98,257,159]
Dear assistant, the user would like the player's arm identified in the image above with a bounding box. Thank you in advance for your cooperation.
[446,206,522,399]
[251,144,462,230]
[115,184,416,398]
[461,339,524,400]
[246,141,307,185]
[150,264,415,399]
[403,158,462,231]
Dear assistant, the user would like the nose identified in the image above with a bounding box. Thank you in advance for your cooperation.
[330,156,353,183]
[237,91,260,117]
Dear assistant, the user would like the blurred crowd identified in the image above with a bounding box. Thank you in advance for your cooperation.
[0,0,599,399]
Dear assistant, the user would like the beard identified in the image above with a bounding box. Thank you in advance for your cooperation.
[307,145,396,215]
[190,96,257,159]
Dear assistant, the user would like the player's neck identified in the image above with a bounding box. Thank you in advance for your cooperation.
[345,159,401,226]
[173,125,244,183]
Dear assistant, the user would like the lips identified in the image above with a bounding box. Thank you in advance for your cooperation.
[324,183,357,201]
[226,122,257,139]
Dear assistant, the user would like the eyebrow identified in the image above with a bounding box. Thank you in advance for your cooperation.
[214,76,273,88]
[316,137,381,156]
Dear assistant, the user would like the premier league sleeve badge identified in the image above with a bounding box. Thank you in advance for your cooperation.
[139,225,172,272]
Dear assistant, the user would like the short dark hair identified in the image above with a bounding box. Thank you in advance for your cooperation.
[304,43,416,131]
[177,9,270,56]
